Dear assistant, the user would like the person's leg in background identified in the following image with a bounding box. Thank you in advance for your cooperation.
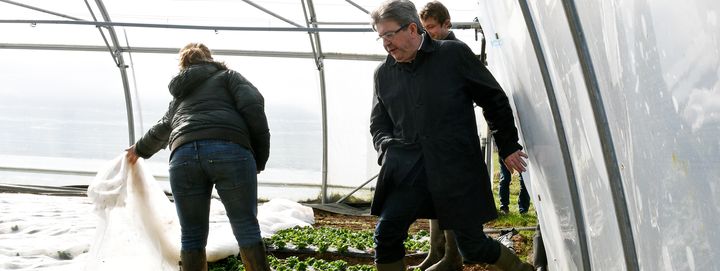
[170,141,213,271]
[500,158,533,215]
[498,156,512,214]
[518,175,531,214]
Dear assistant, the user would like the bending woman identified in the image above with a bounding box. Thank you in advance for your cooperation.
[126,43,271,271]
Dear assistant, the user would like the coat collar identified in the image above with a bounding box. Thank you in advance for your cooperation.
[419,32,438,53]
[444,31,457,41]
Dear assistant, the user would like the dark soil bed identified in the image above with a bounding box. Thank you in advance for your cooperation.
[268,208,496,271]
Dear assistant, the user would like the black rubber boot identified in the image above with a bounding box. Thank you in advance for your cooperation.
[180,249,207,271]
[239,241,271,271]
[532,225,548,270]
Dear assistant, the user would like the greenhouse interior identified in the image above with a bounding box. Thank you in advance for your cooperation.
[1,0,719,270]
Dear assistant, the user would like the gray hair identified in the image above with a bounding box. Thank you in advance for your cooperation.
[370,0,424,34]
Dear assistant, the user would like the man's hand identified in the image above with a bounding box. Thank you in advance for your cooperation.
[125,145,140,165]
[503,150,528,173]
[379,137,404,152]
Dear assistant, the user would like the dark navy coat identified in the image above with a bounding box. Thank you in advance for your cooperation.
[370,34,522,229]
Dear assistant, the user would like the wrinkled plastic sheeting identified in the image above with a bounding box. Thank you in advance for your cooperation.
[496,228,518,253]
[85,154,315,270]
[258,198,314,238]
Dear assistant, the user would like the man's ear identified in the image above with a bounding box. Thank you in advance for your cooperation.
[443,19,452,29]
[409,22,419,34]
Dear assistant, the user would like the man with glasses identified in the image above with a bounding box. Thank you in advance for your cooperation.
[407,2,462,271]
[369,1,533,271]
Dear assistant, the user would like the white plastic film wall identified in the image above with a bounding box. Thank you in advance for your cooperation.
[478,0,720,269]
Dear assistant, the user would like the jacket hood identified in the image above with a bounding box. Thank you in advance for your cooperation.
[168,62,227,98]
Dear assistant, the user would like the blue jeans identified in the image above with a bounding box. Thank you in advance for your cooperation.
[499,156,530,213]
[374,158,500,264]
[169,139,261,250]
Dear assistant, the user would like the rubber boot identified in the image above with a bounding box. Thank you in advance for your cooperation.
[532,225,548,270]
[409,219,445,270]
[426,230,463,271]
[239,241,271,271]
[180,249,207,271]
[377,259,405,271]
[490,243,534,271]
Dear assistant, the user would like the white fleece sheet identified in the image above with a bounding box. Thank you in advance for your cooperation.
[0,154,314,270]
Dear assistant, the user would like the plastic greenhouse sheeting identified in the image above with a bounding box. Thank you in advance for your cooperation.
[478,0,720,269]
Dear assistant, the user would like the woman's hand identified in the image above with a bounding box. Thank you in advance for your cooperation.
[125,145,140,164]
[503,150,528,173]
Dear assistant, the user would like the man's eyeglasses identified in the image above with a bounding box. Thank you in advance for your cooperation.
[376,23,410,41]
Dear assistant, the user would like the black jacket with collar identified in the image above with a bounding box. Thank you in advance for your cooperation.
[135,62,270,171]
[370,33,522,228]
[443,31,457,41]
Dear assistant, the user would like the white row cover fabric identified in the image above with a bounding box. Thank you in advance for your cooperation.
[83,154,314,270]
[86,155,182,270]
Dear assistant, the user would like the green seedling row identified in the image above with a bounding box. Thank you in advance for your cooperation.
[264,226,430,254]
